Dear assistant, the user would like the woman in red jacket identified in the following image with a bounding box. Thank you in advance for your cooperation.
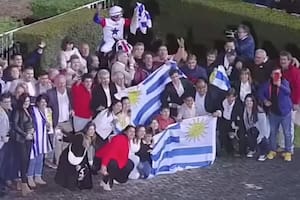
[95,125,135,191]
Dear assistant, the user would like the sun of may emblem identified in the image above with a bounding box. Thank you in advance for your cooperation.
[185,119,206,142]
[128,89,141,106]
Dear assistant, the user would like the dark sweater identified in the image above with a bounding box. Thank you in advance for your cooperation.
[136,141,152,163]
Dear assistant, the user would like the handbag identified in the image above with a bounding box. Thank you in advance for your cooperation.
[67,144,87,166]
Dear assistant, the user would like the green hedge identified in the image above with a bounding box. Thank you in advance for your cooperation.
[14,8,102,69]
[152,0,300,59]
[0,17,22,34]
[31,0,97,20]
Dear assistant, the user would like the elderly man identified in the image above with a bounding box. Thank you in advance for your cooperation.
[91,69,118,116]
[250,49,274,87]
[111,51,135,86]
[47,74,73,167]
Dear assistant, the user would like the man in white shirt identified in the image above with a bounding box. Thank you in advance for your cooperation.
[194,79,222,117]
[47,74,73,167]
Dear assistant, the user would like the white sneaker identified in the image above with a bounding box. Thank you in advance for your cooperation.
[27,176,36,188]
[113,180,120,185]
[35,176,47,185]
[258,155,267,162]
[100,180,111,191]
[246,151,256,158]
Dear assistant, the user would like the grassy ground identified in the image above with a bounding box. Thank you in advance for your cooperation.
[295,126,300,147]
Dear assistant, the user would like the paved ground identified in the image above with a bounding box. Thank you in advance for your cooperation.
[3,150,300,200]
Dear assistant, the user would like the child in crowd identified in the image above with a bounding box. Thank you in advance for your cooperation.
[177,94,197,121]
[155,107,175,131]
[136,131,153,179]
[147,119,161,135]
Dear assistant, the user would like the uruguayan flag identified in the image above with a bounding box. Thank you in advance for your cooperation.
[130,2,152,35]
[209,65,231,91]
[115,62,181,126]
[151,116,217,176]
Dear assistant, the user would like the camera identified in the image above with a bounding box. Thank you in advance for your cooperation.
[225,29,237,38]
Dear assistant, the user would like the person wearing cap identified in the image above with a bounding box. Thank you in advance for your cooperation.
[93,5,131,54]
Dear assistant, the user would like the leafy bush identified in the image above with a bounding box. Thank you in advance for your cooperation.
[152,0,300,59]
[31,0,97,20]
[14,8,102,69]
[0,17,22,34]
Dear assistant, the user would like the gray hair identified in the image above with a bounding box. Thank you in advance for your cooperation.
[97,69,110,78]
[255,49,267,58]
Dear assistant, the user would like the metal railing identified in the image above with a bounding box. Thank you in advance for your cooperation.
[0,0,115,63]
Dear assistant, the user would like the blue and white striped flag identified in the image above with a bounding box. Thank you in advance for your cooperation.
[130,2,152,35]
[114,62,181,126]
[151,116,217,176]
[130,62,178,126]
[209,65,231,91]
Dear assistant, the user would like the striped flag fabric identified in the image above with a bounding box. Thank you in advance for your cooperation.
[130,2,152,35]
[209,65,231,91]
[150,116,217,176]
[115,39,133,54]
[117,62,181,126]
[30,107,53,159]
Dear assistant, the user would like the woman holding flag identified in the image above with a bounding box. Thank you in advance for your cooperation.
[27,94,52,188]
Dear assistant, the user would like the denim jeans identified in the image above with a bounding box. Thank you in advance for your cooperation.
[0,140,20,181]
[137,161,152,179]
[277,111,295,152]
[258,137,269,155]
[269,112,292,152]
[27,154,44,177]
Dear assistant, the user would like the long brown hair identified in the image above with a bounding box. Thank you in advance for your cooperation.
[239,67,253,84]
[81,121,97,148]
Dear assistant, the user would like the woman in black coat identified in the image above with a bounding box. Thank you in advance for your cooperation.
[231,67,256,103]
[12,93,34,196]
[161,69,195,117]
[55,121,96,190]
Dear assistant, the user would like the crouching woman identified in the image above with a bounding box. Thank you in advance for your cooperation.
[95,125,135,191]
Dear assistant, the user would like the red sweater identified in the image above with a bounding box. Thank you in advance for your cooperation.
[155,115,175,131]
[71,83,92,118]
[95,134,129,169]
[282,64,300,105]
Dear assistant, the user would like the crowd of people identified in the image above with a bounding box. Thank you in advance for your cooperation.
[0,3,299,198]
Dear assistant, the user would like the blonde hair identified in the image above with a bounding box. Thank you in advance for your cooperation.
[240,67,252,84]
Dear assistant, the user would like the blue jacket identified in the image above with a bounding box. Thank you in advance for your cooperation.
[181,65,208,83]
[236,36,255,61]
[258,79,292,116]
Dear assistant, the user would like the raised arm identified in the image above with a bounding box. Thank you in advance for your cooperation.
[93,6,106,27]
[173,38,188,62]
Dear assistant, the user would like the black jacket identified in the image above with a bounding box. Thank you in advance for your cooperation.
[47,88,73,128]
[202,84,227,114]
[90,83,117,116]
[12,109,34,143]
[231,81,256,102]
[161,78,195,107]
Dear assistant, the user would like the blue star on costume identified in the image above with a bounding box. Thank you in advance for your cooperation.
[111,28,119,35]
